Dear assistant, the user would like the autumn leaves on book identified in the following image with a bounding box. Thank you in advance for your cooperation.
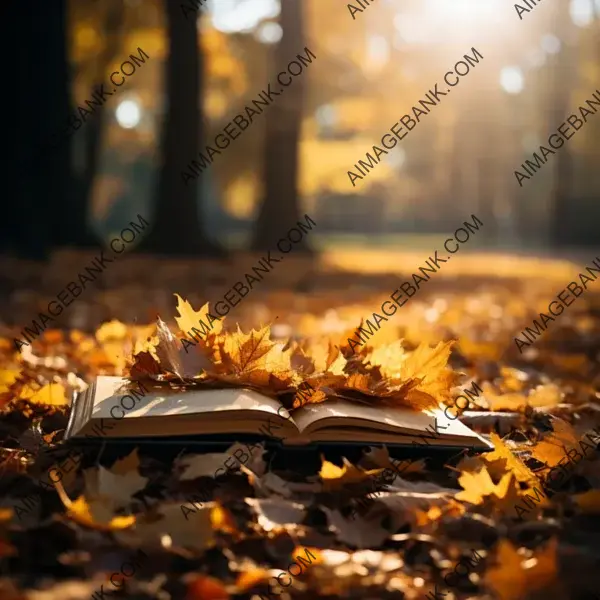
[65,294,489,449]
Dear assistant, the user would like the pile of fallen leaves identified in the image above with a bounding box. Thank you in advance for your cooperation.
[1,271,600,600]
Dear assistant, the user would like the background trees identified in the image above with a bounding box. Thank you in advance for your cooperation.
[5,0,600,259]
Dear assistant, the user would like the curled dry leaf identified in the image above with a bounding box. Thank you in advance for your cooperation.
[128,350,162,380]
[155,317,186,380]
[156,317,214,379]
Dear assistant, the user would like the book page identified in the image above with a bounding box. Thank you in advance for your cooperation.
[292,398,437,434]
[427,407,482,440]
[91,376,291,422]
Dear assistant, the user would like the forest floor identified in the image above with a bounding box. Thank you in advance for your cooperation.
[1,248,600,600]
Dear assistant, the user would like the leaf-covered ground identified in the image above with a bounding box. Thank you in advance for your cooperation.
[1,250,600,600]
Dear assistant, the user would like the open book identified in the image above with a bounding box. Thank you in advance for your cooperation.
[65,376,492,451]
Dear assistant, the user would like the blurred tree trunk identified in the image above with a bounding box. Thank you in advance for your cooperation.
[549,2,576,246]
[7,0,71,259]
[79,0,125,236]
[137,1,221,256]
[251,0,311,252]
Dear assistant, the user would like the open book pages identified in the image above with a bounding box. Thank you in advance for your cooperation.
[65,376,491,450]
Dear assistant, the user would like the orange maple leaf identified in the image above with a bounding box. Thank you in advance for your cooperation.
[218,325,275,373]
[485,538,561,600]
[527,418,580,469]
[481,433,539,486]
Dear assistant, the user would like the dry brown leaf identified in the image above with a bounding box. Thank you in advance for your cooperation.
[128,350,162,380]
[155,317,214,379]
[176,443,266,480]
[83,449,148,510]
[322,505,392,547]
[124,502,215,551]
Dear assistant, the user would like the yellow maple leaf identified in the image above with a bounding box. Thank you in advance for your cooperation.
[174,294,223,340]
[485,538,561,600]
[399,341,460,404]
[364,340,408,378]
[23,383,69,407]
[319,457,383,491]
[309,341,347,375]
[481,433,538,486]
[456,466,515,505]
